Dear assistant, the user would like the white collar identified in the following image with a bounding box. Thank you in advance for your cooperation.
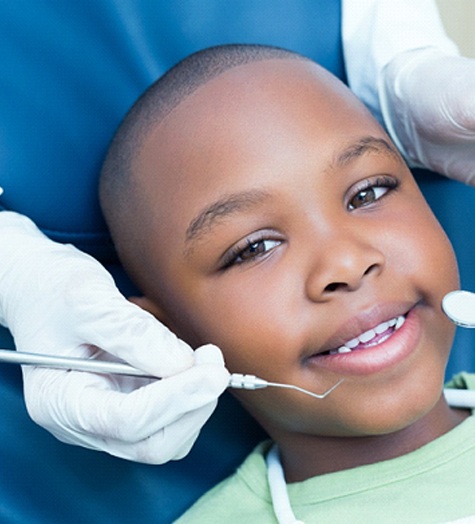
[266,444,304,524]
[265,389,475,524]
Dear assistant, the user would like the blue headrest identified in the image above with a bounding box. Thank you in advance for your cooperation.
[0,0,345,263]
[0,2,349,522]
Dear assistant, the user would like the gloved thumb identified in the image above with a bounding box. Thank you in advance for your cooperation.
[68,276,195,377]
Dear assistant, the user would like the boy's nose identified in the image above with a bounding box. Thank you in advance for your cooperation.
[305,234,385,301]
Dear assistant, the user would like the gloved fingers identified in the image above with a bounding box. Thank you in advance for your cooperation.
[431,56,475,135]
[73,402,219,464]
[3,233,195,377]
[80,298,194,378]
[50,263,196,377]
[193,344,226,367]
[23,346,229,444]
[379,49,475,186]
[73,353,228,441]
[86,351,227,462]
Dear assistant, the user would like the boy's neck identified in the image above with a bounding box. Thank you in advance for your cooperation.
[274,396,469,483]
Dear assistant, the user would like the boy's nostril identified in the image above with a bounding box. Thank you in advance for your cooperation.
[364,263,379,276]
[324,263,380,293]
[324,282,345,293]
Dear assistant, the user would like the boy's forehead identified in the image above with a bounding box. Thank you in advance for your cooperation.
[141,58,361,161]
[135,57,383,241]
[183,58,311,101]
[171,58,340,118]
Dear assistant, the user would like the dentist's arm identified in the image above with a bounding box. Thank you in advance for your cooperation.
[342,0,475,185]
[0,211,229,464]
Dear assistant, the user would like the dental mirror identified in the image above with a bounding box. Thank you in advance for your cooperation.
[442,290,475,328]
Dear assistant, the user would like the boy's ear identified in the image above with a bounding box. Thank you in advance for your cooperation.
[128,296,170,325]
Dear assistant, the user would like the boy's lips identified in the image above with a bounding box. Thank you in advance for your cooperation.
[303,302,421,376]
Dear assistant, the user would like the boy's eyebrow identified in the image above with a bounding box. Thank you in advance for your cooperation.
[185,189,271,244]
[335,136,403,166]
[184,137,400,249]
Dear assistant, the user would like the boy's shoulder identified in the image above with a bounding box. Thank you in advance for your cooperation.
[174,441,275,524]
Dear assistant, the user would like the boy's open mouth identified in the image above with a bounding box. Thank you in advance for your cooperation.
[302,302,422,376]
[312,313,407,357]
[320,315,407,356]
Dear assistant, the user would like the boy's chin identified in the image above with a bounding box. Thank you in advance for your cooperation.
[295,388,446,440]
[329,394,445,440]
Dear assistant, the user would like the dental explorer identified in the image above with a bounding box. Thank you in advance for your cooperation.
[0,349,344,399]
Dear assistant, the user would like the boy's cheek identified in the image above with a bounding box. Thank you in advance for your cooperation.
[177,281,299,361]
[385,202,458,295]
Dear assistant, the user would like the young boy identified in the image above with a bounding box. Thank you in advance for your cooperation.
[99,45,475,523]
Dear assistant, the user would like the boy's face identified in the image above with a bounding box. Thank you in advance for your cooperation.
[135,59,459,439]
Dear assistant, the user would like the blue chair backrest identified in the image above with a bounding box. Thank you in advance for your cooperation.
[0,2,473,522]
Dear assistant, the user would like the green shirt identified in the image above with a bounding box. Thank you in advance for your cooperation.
[176,374,475,523]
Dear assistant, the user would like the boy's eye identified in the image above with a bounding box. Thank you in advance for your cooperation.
[348,177,398,210]
[223,238,281,269]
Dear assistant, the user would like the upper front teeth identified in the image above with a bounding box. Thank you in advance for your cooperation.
[331,315,406,355]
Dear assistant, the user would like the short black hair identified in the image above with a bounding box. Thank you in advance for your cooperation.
[100,44,308,288]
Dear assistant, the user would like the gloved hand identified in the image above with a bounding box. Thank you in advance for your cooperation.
[379,48,475,186]
[0,211,230,463]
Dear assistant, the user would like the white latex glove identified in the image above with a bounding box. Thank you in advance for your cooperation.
[379,48,475,186]
[0,211,230,463]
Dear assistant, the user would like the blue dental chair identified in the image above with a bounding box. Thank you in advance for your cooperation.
[0,2,474,522]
